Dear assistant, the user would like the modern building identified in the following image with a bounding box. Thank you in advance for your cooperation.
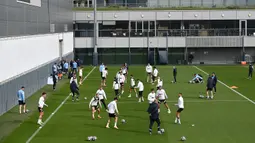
[0,0,73,115]
[74,9,255,65]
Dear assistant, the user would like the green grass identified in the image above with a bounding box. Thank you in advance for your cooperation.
[0,65,255,143]
[73,6,255,11]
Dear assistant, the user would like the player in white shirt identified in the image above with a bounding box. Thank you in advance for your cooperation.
[112,78,120,96]
[106,97,119,129]
[96,87,108,110]
[156,77,163,90]
[122,64,128,83]
[37,92,48,125]
[119,72,126,95]
[146,63,153,83]
[152,66,159,84]
[101,68,108,86]
[116,71,121,82]
[78,67,83,85]
[156,86,171,113]
[135,79,144,102]
[175,93,184,124]
[148,88,157,104]
[128,75,137,98]
[89,94,102,120]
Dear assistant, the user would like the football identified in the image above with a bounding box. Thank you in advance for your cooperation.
[181,136,186,141]
[121,119,126,123]
[160,128,165,133]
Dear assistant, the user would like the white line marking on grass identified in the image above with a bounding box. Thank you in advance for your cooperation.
[193,66,255,104]
[26,67,96,143]
[64,100,248,105]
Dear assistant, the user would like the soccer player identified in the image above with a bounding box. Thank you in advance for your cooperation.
[119,72,126,95]
[152,66,159,84]
[70,80,80,101]
[99,63,105,78]
[101,68,108,86]
[172,66,177,83]
[147,100,163,135]
[146,63,153,83]
[79,66,83,85]
[248,63,254,80]
[128,75,137,98]
[96,87,108,110]
[212,72,217,93]
[17,86,27,114]
[37,92,48,125]
[106,97,119,129]
[135,79,144,102]
[148,88,156,104]
[156,86,171,113]
[122,64,128,83]
[156,77,163,90]
[72,61,78,73]
[206,76,214,99]
[189,74,203,83]
[89,94,102,120]
[70,74,78,85]
[175,93,184,124]
[112,78,120,96]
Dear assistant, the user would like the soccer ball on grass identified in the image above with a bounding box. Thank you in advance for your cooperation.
[181,136,186,141]
[121,119,126,124]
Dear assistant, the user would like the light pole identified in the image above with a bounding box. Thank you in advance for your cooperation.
[93,0,98,66]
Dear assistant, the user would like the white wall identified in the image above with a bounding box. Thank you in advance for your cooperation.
[0,32,73,82]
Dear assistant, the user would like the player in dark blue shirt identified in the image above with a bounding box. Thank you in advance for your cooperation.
[147,100,163,135]
[212,72,217,93]
[172,66,177,83]
[248,64,254,80]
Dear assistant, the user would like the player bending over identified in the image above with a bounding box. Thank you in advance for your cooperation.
[175,93,184,124]
[101,68,108,86]
[128,75,137,98]
[147,100,163,135]
[96,87,108,110]
[206,76,214,99]
[189,74,203,84]
[146,63,153,83]
[106,97,119,129]
[156,86,171,113]
[156,77,163,90]
[112,77,120,96]
[135,79,144,102]
[89,94,102,120]
[37,92,48,125]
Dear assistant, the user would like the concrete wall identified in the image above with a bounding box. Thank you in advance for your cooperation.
[74,10,255,21]
[0,0,72,37]
[0,32,73,83]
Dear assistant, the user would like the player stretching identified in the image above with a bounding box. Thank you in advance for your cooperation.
[156,86,171,113]
[128,75,137,98]
[96,87,108,110]
[146,63,153,83]
[135,79,144,102]
[152,66,159,84]
[37,92,48,125]
[175,93,184,124]
[119,72,126,95]
[106,97,119,129]
[156,77,163,90]
[101,68,108,86]
[112,78,120,96]
[89,94,102,120]
[206,76,214,99]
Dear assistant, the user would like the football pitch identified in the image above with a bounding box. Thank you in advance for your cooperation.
[0,65,255,143]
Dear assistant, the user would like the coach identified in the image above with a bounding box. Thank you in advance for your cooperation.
[147,100,162,135]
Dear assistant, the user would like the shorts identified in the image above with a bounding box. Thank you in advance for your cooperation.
[158,99,166,104]
[109,113,116,118]
[38,107,43,113]
[114,89,119,96]
[18,100,26,105]
[102,77,106,80]
[152,76,156,81]
[130,85,135,89]
[120,82,124,86]
[147,72,151,75]
[92,105,99,110]
[138,91,143,97]
[123,73,127,76]
[177,108,184,113]
[207,88,212,91]
[79,76,82,79]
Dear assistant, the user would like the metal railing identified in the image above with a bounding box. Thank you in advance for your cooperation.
[75,28,252,37]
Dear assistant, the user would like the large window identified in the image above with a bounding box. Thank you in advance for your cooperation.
[17,0,41,7]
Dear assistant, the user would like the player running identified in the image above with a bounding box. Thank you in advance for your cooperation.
[135,79,144,102]
[189,74,203,83]
[112,78,120,96]
[106,97,119,129]
[146,63,153,83]
[156,86,171,113]
[101,68,108,86]
[128,75,137,98]
[175,93,184,124]
[96,87,108,110]
[37,92,48,125]
[89,94,102,120]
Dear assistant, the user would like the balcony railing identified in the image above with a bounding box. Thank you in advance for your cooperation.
[74,28,255,37]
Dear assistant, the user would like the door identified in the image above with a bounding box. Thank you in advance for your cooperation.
[239,20,247,36]
[59,40,63,60]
